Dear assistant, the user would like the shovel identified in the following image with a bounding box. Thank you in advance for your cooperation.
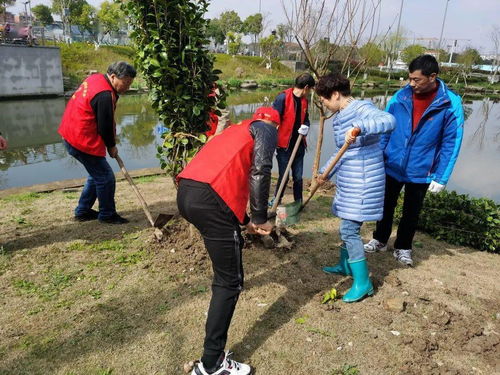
[276,127,361,227]
[261,134,304,248]
[115,155,173,239]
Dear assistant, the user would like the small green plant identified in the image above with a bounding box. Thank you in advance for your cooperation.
[133,175,160,184]
[295,316,307,325]
[322,288,338,304]
[1,192,43,203]
[331,364,360,375]
[88,289,102,300]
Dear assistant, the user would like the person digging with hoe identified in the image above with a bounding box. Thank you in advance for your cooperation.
[177,107,279,375]
[58,61,136,224]
[315,73,396,302]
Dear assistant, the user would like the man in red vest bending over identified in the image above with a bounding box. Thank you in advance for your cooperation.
[270,72,315,206]
[177,107,279,375]
[58,61,136,224]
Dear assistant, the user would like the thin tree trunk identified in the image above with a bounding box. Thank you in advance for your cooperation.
[311,113,326,181]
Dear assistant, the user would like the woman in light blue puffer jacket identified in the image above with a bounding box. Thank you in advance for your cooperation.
[315,73,396,303]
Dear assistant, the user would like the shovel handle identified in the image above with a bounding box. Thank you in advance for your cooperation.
[115,155,155,227]
[270,134,304,214]
[301,127,361,209]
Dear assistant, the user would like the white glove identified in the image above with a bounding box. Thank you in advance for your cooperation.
[428,181,445,193]
[298,124,309,136]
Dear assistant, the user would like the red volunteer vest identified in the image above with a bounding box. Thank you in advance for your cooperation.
[277,87,308,148]
[177,120,255,223]
[58,74,116,156]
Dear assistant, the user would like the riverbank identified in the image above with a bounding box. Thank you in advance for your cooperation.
[0,176,498,375]
[55,42,500,98]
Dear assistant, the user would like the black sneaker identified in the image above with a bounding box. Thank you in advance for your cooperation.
[74,209,99,222]
[99,213,129,224]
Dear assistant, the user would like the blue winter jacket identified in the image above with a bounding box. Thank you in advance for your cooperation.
[380,79,464,184]
[321,100,396,222]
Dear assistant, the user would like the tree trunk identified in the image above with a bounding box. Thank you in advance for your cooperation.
[311,112,326,182]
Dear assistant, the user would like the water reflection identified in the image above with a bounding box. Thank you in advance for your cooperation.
[0,92,499,202]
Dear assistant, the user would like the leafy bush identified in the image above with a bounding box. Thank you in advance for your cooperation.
[274,78,295,86]
[227,78,242,88]
[394,190,499,252]
[257,79,273,87]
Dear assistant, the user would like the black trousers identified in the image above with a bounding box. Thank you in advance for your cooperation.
[177,179,244,368]
[373,174,429,250]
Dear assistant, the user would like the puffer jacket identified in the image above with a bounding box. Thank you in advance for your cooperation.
[380,79,464,184]
[321,100,396,222]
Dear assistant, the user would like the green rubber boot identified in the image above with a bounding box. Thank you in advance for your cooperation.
[342,258,374,303]
[322,246,352,276]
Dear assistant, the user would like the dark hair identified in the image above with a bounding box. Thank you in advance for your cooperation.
[409,55,439,76]
[107,61,137,78]
[295,73,316,89]
[315,72,351,98]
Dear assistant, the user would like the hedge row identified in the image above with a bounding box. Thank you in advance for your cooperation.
[394,190,499,253]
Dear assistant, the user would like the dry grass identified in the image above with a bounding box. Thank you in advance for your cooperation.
[0,177,499,375]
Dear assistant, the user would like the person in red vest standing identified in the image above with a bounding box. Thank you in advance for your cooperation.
[58,61,136,224]
[270,72,315,206]
[177,107,279,375]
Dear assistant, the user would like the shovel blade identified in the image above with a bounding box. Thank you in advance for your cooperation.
[153,213,174,229]
[276,201,302,226]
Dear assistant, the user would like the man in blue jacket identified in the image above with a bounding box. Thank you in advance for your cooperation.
[364,55,464,266]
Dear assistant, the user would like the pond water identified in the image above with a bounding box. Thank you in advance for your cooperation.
[0,90,498,203]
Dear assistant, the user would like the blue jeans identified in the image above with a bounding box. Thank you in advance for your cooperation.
[275,142,305,202]
[340,219,365,262]
[64,140,116,219]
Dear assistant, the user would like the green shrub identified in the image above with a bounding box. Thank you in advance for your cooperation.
[274,78,295,86]
[227,78,242,88]
[257,79,273,87]
[394,190,499,252]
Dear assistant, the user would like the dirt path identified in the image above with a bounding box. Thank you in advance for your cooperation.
[0,176,498,375]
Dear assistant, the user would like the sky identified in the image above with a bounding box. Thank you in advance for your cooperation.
[7,0,499,54]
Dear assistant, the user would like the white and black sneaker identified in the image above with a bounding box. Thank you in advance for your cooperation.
[393,249,413,266]
[191,351,251,375]
[364,239,387,253]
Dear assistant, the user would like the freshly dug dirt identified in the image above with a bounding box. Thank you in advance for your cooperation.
[0,176,498,375]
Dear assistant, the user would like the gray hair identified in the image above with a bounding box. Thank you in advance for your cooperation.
[107,61,137,78]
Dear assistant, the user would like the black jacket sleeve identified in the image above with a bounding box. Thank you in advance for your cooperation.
[249,120,278,224]
[91,91,116,148]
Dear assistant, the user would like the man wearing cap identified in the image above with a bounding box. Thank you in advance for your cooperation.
[177,107,279,375]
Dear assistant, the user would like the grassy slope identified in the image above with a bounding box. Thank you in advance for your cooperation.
[58,43,294,90]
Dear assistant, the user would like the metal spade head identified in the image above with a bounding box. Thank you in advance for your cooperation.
[153,213,174,229]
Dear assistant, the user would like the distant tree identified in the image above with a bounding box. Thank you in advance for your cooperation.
[490,26,500,81]
[1,0,16,23]
[242,13,262,46]
[458,48,482,68]
[259,33,281,62]
[226,31,242,55]
[401,44,426,64]
[52,0,95,39]
[73,3,98,40]
[219,10,242,37]
[32,4,54,26]
[276,23,293,43]
[359,42,384,67]
[206,18,225,48]
[455,47,482,86]
[97,1,123,40]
